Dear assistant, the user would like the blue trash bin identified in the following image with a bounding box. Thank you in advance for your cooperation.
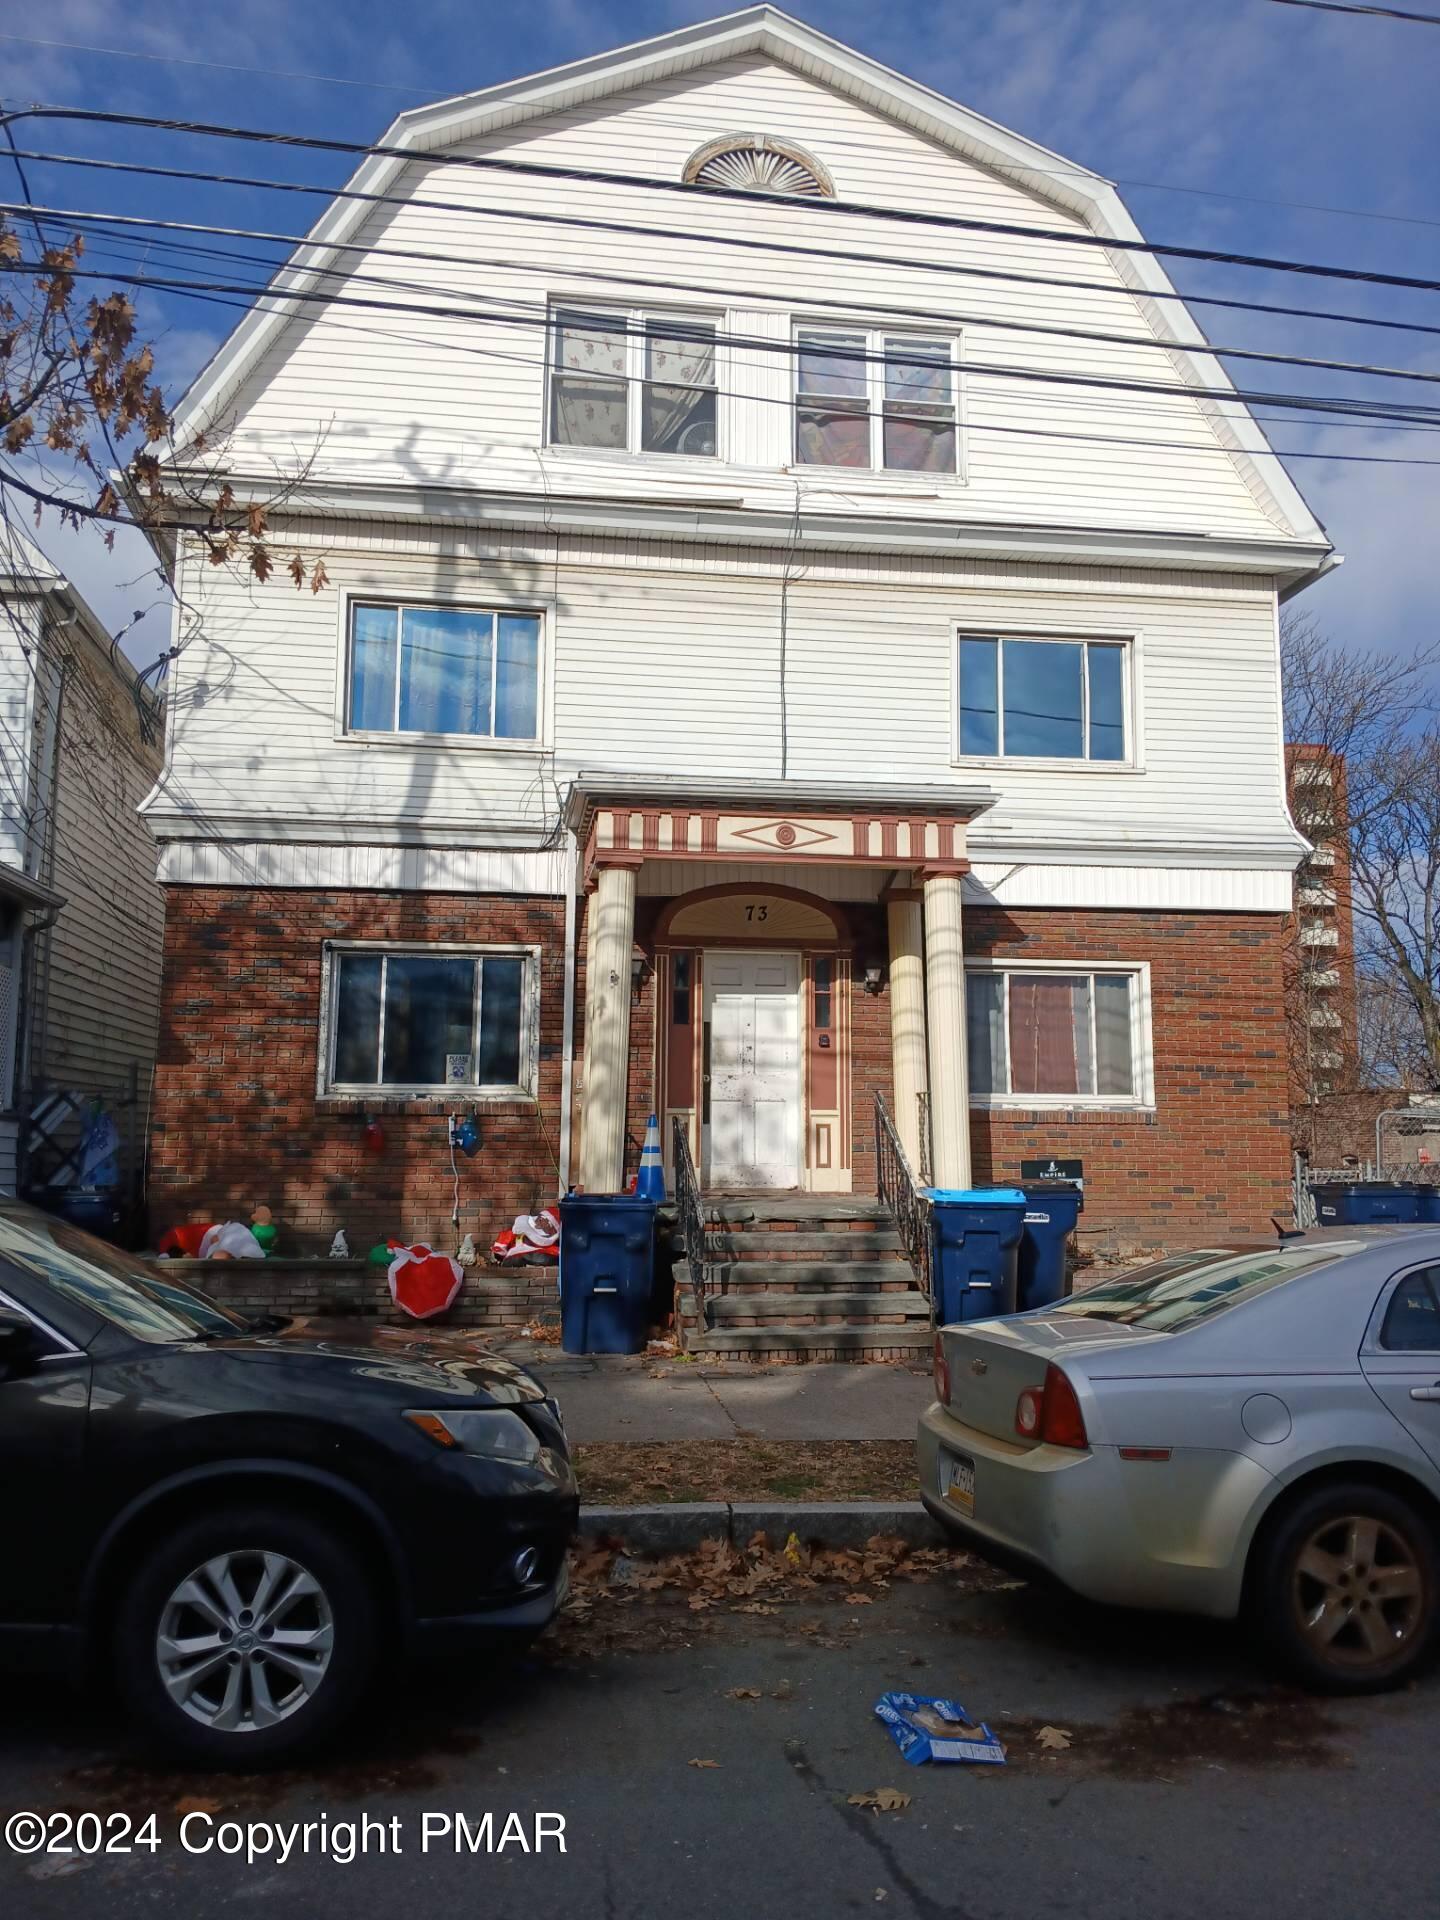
[1019,1182,1084,1312]
[1310,1182,1422,1226]
[925,1188,1027,1325]
[559,1193,657,1354]
[1416,1185,1440,1224]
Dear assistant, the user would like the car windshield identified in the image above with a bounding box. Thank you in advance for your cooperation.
[0,1210,248,1343]
[1050,1245,1350,1332]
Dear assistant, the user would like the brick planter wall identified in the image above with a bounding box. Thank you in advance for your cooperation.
[155,1256,559,1333]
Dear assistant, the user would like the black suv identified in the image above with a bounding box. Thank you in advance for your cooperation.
[0,1200,577,1763]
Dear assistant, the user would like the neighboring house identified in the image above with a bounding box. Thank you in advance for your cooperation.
[1285,744,1359,1147]
[0,521,165,1208]
[141,8,1333,1273]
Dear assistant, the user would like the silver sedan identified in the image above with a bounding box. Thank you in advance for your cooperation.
[918,1228,1440,1692]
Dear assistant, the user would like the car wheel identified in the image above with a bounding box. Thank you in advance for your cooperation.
[114,1505,379,1765]
[1254,1480,1439,1695]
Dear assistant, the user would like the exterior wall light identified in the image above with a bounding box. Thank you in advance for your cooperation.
[863,965,886,995]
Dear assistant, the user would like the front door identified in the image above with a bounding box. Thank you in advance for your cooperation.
[704,951,800,1189]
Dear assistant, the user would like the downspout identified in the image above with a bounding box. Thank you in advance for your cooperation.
[18,651,68,1108]
[558,826,579,1194]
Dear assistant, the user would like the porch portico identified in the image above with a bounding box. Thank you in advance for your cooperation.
[566,777,995,1196]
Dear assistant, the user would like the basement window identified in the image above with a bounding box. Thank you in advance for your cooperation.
[966,965,1152,1107]
[320,943,539,1098]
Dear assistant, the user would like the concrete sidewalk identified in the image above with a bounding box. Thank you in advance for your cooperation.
[495,1342,933,1443]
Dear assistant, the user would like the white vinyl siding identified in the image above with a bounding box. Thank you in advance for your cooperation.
[214,54,1296,541]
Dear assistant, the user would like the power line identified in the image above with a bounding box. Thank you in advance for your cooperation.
[14,142,1440,345]
[1267,0,1440,22]
[15,198,1440,393]
[9,252,1439,428]
[3,32,1437,232]
[10,103,1440,294]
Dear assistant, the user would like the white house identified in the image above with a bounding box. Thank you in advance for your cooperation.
[140,8,1330,1308]
[0,522,165,1207]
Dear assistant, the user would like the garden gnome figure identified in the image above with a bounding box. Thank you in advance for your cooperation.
[329,1230,350,1259]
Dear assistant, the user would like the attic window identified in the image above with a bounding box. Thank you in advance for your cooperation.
[683,135,833,199]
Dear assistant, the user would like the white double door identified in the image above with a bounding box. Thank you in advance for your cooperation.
[704,951,801,1189]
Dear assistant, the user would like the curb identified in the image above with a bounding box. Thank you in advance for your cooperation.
[577,1500,943,1555]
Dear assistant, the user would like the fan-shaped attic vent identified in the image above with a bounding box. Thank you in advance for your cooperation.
[683,135,834,199]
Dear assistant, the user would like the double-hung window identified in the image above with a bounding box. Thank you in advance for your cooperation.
[966,966,1149,1106]
[348,601,541,743]
[795,328,958,473]
[957,633,1128,763]
[322,944,538,1097]
[548,307,718,457]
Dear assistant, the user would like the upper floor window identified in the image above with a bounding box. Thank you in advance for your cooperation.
[957,633,1128,763]
[347,601,540,743]
[795,328,958,474]
[549,308,718,457]
[321,943,538,1097]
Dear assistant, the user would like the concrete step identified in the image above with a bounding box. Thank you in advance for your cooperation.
[698,1289,931,1324]
[681,1322,934,1360]
[703,1198,890,1225]
[707,1230,905,1259]
[677,1260,910,1291]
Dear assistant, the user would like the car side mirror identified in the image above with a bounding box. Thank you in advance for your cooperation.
[0,1311,38,1375]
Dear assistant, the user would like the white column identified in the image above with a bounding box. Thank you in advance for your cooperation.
[579,861,637,1192]
[922,871,972,1190]
[886,897,928,1171]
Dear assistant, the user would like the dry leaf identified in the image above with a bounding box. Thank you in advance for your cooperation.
[844,1593,874,1605]
[688,1758,720,1770]
[848,1788,911,1813]
[174,1795,223,1817]
[724,1687,762,1700]
[1036,1726,1073,1751]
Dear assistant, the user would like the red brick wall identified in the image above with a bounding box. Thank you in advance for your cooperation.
[151,888,569,1255]
[153,887,1290,1259]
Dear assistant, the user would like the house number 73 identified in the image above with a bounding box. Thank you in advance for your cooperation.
[743,903,769,921]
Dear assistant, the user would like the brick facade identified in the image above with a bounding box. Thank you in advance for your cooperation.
[151,886,1290,1260]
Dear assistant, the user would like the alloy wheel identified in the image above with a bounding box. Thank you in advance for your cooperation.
[155,1549,335,1733]
[1290,1513,1426,1674]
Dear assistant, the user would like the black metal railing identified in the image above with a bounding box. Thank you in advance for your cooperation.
[671,1115,714,1317]
[875,1091,932,1304]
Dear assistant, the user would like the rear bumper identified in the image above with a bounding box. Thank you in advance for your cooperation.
[918,1399,1265,1619]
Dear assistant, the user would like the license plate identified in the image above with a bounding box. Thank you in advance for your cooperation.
[941,1450,975,1514]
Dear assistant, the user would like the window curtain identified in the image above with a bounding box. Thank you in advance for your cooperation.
[1008,976,1090,1096]
[643,330,715,451]
[966,973,1006,1093]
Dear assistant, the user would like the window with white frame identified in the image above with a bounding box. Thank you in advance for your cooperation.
[548,307,718,457]
[795,328,958,473]
[347,601,541,742]
[966,967,1148,1104]
[321,944,538,1096]
[957,633,1128,763]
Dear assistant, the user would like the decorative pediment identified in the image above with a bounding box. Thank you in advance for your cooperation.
[683,134,834,198]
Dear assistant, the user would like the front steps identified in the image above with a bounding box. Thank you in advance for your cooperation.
[675,1197,932,1364]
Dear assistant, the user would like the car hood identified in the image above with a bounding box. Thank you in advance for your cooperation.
[208,1317,549,1404]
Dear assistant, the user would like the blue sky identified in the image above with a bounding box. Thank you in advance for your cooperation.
[2,0,1437,670]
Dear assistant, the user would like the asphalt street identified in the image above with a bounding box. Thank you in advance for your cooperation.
[3,1562,1438,1920]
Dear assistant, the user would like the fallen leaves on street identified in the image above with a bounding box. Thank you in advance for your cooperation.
[688,1758,720,1769]
[724,1687,762,1700]
[1036,1726,1074,1752]
[543,1531,987,1661]
[573,1438,920,1507]
[847,1788,912,1813]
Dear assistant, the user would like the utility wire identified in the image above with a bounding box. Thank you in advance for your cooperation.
[8,253,1438,428]
[3,33,1438,231]
[14,197,1440,389]
[12,143,1440,344]
[9,103,1440,294]
[1267,0,1440,22]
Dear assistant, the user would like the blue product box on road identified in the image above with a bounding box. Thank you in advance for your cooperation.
[874,1692,1007,1766]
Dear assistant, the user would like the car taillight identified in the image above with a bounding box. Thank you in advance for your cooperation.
[1014,1365,1088,1449]
[933,1332,950,1404]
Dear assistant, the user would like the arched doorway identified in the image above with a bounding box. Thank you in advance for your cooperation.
[653,885,854,1192]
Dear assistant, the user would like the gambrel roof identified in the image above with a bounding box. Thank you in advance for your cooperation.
[172,5,1330,557]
